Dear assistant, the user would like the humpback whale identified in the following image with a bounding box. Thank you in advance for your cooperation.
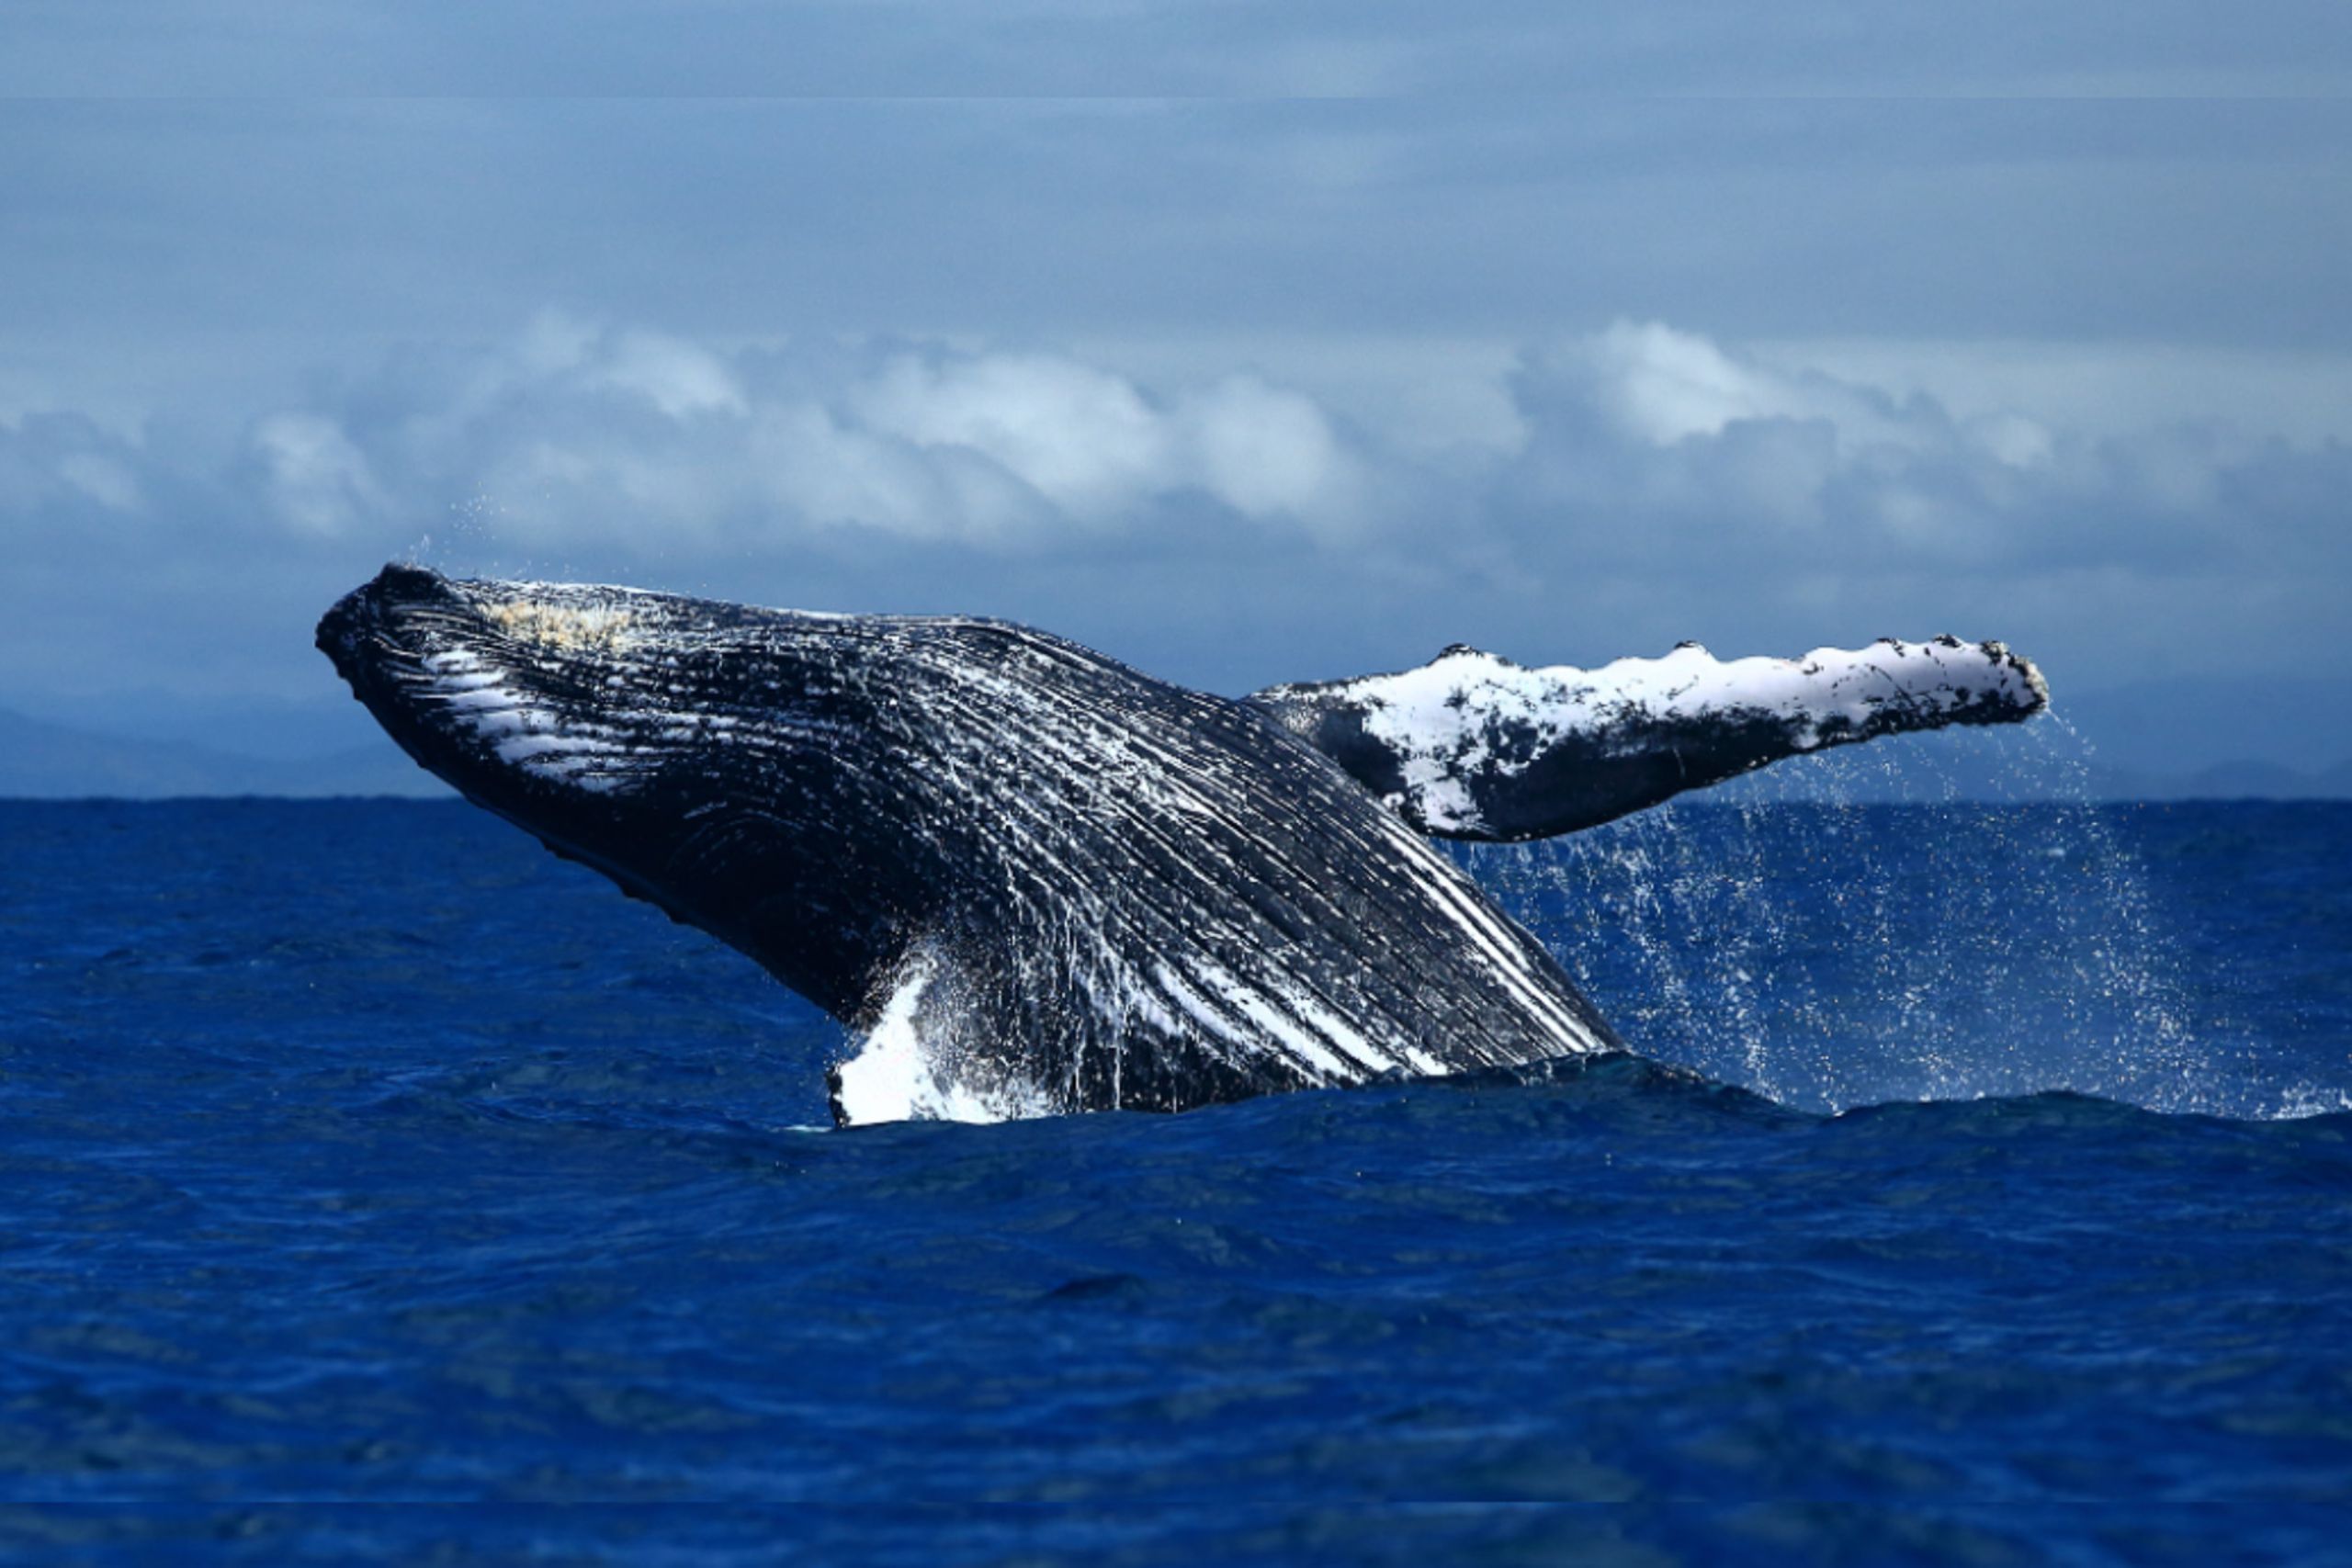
[317,564,2046,1126]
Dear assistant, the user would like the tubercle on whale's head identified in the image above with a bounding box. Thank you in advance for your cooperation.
[317,562,679,803]
[326,564,644,808]
[320,561,664,666]
[317,561,864,805]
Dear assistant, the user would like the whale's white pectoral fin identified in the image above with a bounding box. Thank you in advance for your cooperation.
[1250,637,2049,841]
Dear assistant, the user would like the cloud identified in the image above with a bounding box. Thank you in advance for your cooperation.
[852,353,1363,534]
[253,413,388,536]
[4,311,2349,720]
[25,313,2346,592]
[1574,320,1975,461]
[237,310,2115,566]
[230,315,1374,551]
[6,1,2343,96]
[0,411,149,519]
[594,331,750,422]
[1184,374,1352,525]
[854,352,1177,519]
[1495,320,2352,591]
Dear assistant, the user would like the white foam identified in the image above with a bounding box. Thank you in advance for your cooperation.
[830,955,1053,1127]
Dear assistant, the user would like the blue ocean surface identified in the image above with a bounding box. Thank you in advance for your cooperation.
[2,791,2349,1560]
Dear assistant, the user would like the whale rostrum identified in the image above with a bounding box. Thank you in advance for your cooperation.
[317,565,2047,1126]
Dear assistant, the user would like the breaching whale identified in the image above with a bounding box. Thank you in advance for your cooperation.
[317,564,2047,1126]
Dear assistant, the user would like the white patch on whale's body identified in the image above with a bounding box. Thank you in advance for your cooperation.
[479,599,642,654]
[409,604,739,796]
[415,647,639,791]
[1281,638,2049,836]
[831,953,1055,1127]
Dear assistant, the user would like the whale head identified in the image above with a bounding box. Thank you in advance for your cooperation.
[317,562,945,1016]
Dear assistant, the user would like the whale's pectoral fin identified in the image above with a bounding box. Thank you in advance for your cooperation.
[1249,637,2049,841]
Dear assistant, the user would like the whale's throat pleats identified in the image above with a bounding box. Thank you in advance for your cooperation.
[797,619,1622,1124]
[319,568,1621,1125]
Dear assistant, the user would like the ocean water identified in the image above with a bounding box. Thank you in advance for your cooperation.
[1,793,2348,1560]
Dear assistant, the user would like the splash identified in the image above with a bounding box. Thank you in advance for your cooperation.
[1461,720,2287,1118]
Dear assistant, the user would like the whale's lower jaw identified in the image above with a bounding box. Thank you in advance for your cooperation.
[321,567,1622,1126]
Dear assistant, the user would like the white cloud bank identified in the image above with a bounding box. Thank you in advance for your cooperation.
[256,311,1367,549]
[2,310,2346,703]
[253,412,389,536]
[165,310,2341,576]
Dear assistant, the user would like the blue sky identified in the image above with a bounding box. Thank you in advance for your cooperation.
[5,6,2350,769]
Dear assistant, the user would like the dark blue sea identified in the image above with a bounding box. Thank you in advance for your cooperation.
[3,790,2348,1561]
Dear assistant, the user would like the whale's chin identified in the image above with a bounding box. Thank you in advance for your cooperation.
[319,564,795,812]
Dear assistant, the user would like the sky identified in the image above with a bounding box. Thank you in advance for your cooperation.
[5,5,2351,772]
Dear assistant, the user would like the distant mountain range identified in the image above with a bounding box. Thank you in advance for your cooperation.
[2040,755,2352,803]
[0,707,447,799]
[4,705,2347,803]
[2048,675,2352,779]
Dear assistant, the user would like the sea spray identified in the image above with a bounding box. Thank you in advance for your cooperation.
[1461,721,2231,1116]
